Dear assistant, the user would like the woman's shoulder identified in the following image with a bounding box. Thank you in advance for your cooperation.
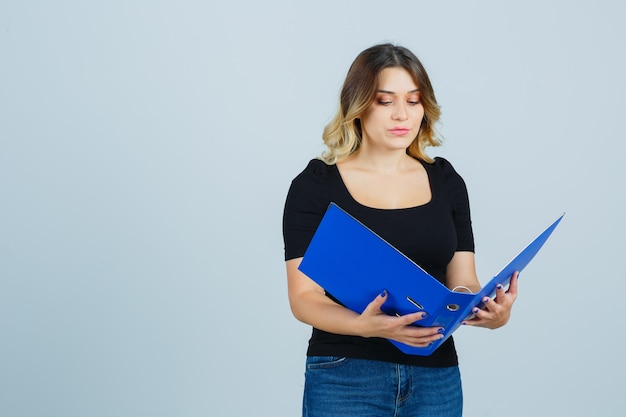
[426,156,469,196]
[428,157,465,180]
[292,158,334,183]
[430,156,458,173]
[285,159,333,222]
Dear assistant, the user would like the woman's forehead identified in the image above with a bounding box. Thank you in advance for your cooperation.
[376,67,419,92]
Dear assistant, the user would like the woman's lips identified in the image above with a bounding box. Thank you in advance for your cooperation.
[389,128,410,136]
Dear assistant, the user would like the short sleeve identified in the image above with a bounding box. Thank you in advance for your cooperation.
[282,159,332,261]
[434,157,475,252]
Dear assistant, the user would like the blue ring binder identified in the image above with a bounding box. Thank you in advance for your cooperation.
[298,203,564,356]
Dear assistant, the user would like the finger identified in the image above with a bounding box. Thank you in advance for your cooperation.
[494,283,506,302]
[507,271,519,298]
[402,336,443,348]
[462,307,487,326]
[362,289,388,314]
[482,296,508,317]
[407,326,445,339]
[399,310,429,325]
[463,294,513,328]
[466,300,495,320]
[462,317,482,327]
[400,328,444,346]
[480,296,497,312]
[396,337,434,348]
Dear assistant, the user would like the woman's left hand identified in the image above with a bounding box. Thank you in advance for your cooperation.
[462,271,519,329]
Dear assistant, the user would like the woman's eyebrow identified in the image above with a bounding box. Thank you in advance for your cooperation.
[376,89,420,94]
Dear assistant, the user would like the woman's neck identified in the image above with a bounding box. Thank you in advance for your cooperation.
[345,147,415,174]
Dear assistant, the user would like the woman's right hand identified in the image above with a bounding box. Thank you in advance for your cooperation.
[356,290,444,347]
[287,258,443,345]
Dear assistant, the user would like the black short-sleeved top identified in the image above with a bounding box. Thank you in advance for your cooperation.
[282,157,474,367]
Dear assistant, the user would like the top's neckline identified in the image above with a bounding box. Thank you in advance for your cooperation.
[332,160,434,211]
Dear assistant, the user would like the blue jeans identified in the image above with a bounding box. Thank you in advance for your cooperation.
[303,356,463,417]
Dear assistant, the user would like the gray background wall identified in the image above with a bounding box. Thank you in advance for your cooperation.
[1,1,625,416]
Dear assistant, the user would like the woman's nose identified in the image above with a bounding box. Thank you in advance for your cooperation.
[392,103,408,121]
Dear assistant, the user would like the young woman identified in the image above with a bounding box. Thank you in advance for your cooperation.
[282,43,518,417]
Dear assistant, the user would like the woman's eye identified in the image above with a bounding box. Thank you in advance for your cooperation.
[377,100,393,106]
[408,100,420,105]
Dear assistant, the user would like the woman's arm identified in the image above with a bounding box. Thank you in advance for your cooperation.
[445,251,518,329]
[286,258,444,348]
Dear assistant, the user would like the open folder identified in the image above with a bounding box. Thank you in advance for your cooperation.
[298,203,564,356]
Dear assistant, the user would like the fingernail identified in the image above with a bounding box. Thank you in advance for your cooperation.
[438,328,445,334]
[472,308,479,314]
[483,297,489,303]
[380,290,387,297]
[421,312,428,319]
[496,284,503,290]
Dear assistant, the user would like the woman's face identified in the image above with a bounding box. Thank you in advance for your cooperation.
[359,67,424,153]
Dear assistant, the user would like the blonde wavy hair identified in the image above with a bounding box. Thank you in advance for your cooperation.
[321,44,442,164]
